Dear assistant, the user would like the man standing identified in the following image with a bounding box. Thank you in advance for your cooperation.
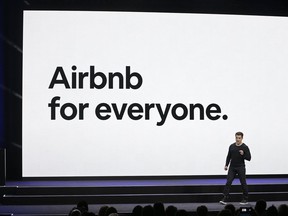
[220,132,251,205]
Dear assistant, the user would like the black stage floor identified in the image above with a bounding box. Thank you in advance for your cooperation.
[5,177,288,187]
[1,177,288,215]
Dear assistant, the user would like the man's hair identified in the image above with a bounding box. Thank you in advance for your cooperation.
[235,132,244,137]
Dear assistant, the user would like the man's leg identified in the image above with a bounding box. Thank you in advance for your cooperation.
[220,167,236,204]
[223,167,236,197]
[237,166,248,203]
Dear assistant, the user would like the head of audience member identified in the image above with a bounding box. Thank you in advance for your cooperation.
[105,207,118,216]
[132,205,143,216]
[99,206,109,216]
[166,205,178,216]
[278,204,288,216]
[224,204,235,216]
[218,209,232,216]
[255,199,267,216]
[154,202,166,216]
[77,200,89,213]
[266,205,278,216]
[69,208,82,216]
[143,205,154,216]
[176,209,188,216]
[197,205,208,216]
[82,212,96,216]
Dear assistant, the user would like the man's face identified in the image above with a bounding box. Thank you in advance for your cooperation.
[235,135,243,144]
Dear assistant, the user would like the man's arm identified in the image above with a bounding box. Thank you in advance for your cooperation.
[224,147,231,170]
[244,145,251,161]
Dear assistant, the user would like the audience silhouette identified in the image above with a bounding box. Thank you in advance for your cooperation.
[166,205,178,216]
[67,200,288,216]
[255,199,267,216]
[224,204,236,216]
[132,205,143,216]
[266,205,277,216]
[196,205,208,216]
[278,204,288,216]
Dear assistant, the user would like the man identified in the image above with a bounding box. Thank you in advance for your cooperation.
[220,132,251,205]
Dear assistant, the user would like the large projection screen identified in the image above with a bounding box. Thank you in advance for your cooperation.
[23,11,288,177]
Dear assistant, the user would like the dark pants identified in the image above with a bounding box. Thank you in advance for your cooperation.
[223,166,248,199]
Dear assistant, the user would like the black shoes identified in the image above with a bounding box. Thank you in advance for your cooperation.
[240,199,249,205]
[219,196,228,205]
[219,196,248,205]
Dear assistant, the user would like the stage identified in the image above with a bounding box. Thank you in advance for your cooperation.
[1,177,288,215]
[0,201,288,216]
[4,177,288,187]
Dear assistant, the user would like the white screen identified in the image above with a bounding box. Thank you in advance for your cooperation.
[23,11,288,177]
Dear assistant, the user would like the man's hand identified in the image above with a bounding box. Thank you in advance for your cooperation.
[239,150,244,155]
[224,166,228,171]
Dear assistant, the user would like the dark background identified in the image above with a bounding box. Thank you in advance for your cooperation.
[1,0,288,180]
